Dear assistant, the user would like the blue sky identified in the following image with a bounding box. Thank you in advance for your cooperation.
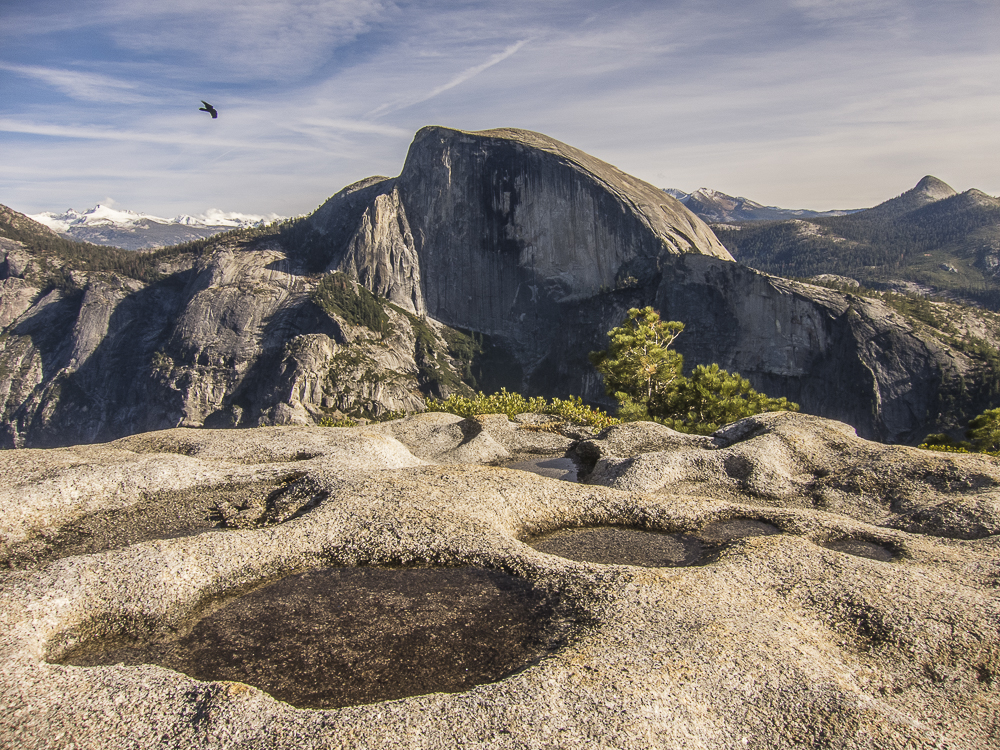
[1,0,998,218]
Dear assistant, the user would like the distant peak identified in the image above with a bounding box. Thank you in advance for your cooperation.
[867,176,958,216]
[27,204,284,233]
[913,175,956,199]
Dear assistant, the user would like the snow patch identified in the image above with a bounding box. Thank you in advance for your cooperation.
[29,205,284,232]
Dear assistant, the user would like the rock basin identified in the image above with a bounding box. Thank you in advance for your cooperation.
[820,536,898,562]
[527,518,781,568]
[506,456,579,482]
[60,566,571,709]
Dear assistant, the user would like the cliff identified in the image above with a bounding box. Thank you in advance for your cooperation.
[309,127,987,442]
[1,127,996,446]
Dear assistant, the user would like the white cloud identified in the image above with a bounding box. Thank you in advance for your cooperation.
[107,0,392,81]
[0,62,148,103]
[0,117,320,153]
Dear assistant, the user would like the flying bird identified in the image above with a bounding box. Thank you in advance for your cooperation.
[199,101,218,119]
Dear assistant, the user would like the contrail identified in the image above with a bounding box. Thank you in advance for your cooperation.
[368,39,532,118]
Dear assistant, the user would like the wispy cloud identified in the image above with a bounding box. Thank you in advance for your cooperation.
[108,0,392,81]
[0,117,318,153]
[292,118,412,139]
[0,62,148,103]
[368,39,532,117]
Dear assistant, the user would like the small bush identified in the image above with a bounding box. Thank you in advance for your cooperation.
[318,416,359,427]
[426,388,620,430]
[919,407,1000,457]
[544,396,621,431]
[318,408,409,427]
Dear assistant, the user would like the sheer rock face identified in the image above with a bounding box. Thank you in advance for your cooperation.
[649,255,960,444]
[2,413,998,748]
[395,127,731,339]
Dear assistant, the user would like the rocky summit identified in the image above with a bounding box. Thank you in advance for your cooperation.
[3,127,998,448]
[1,411,998,748]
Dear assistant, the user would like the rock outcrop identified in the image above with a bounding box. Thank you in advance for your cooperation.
[2,127,997,446]
[0,236,470,447]
[2,413,998,748]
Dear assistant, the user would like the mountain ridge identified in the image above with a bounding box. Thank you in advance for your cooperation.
[664,187,858,223]
[26,204,285,251]
[712,176,1000,306]
[3,127,1000,447]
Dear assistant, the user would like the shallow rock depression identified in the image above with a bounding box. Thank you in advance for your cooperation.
[60,566,569,709]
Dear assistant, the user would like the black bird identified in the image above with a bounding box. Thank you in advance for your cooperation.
[199,101,218,119]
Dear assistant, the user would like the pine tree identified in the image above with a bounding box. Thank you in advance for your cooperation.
[659,363,799,435]
[590,307,799,433]
[967,408,1000,452]
[588,307,684,420]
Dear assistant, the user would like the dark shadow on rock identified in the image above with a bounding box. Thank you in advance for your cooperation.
[19,271,194,448]
[9,287,84,378]
[59,566,574,709]
[198,296,341,428]
[0,477,323,570]
[819,537,897,562]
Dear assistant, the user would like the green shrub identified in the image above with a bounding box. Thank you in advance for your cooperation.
[658,363,799,435]
[426,388,620,430]
[966,407,1000,452]
[317,416,359,427]
[544,396,621,431]
[920,407,1000,456]
[317,408,408,427]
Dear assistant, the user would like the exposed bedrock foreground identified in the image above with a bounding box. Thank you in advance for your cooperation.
[2,411,999,748]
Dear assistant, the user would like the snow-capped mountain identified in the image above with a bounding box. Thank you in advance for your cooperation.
[28,205,285,250]
[665,188,856,223]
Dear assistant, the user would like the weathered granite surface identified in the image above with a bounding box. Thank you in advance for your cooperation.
[1,412,997,748]
[584,411,1000,539]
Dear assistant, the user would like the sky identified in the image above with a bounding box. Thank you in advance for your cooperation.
[1,0,998,219]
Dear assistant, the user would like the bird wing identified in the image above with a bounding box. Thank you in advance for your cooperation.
[201,101,213,107]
